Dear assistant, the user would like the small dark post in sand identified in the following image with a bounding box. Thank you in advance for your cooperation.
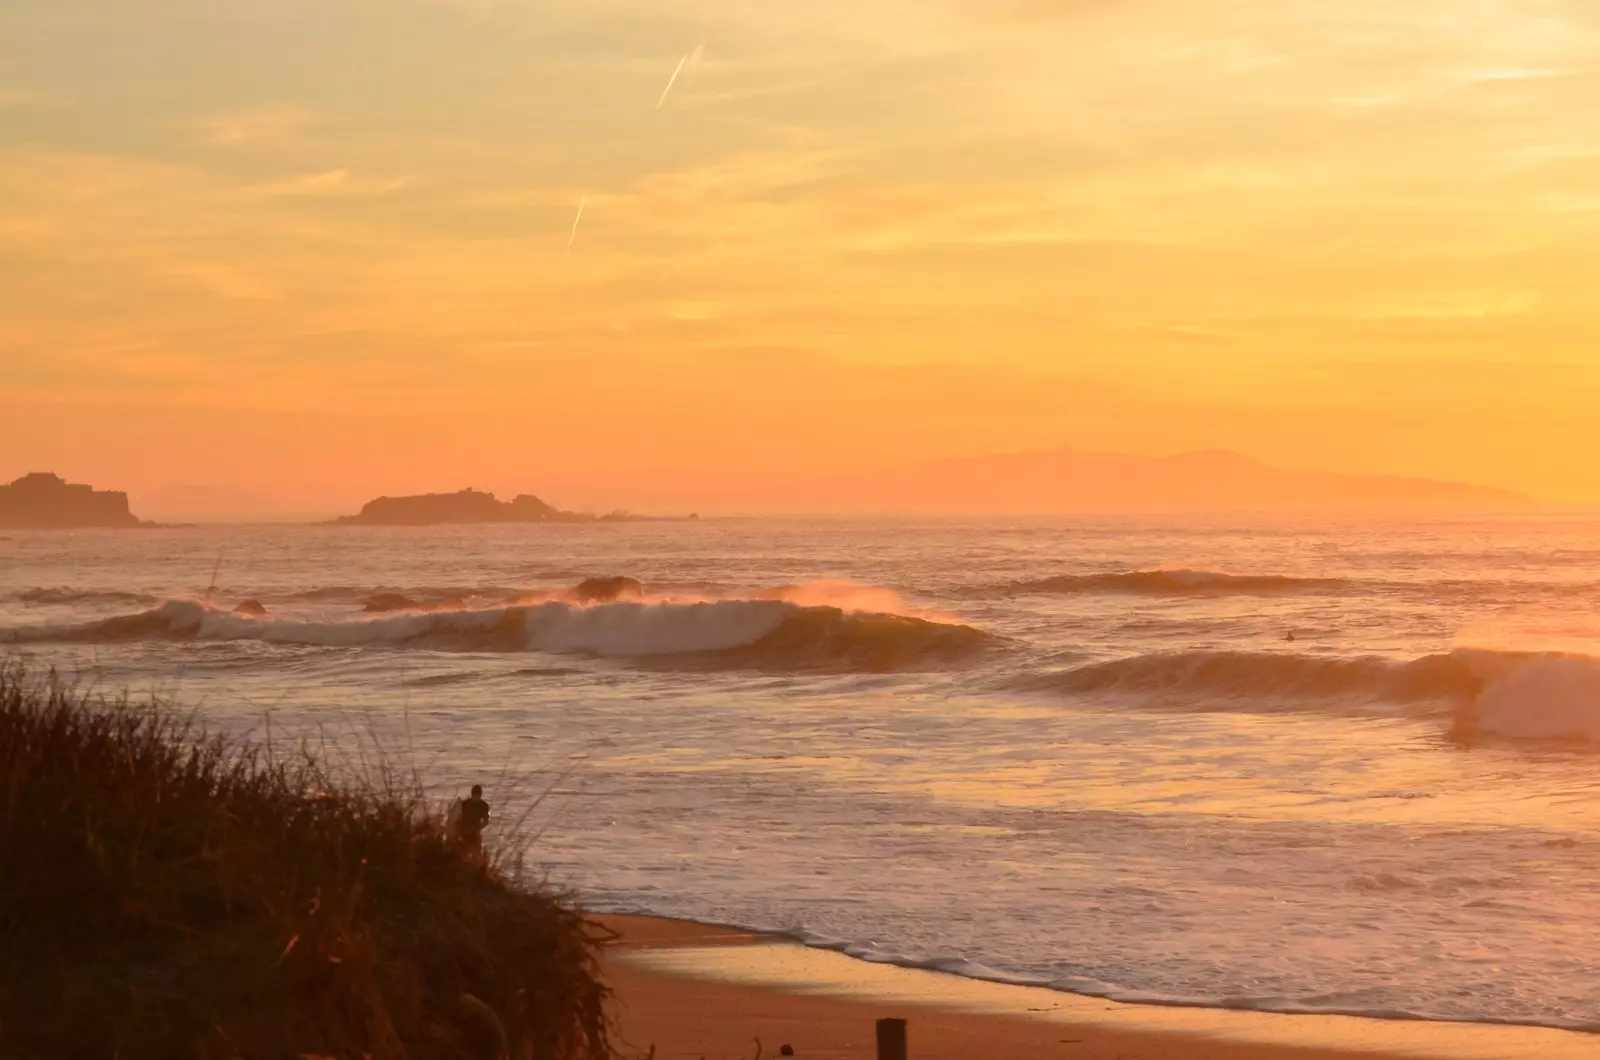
[876,1018,907,1060]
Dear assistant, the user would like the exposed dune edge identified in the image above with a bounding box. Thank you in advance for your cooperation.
[595,914,1596,1060]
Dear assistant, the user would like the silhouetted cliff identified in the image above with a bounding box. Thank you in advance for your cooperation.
[0,473,146,529]
[334,488,659,526]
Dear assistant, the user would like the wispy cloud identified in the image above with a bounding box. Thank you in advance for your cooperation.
[0,86,60,109]
[238,169,414,199]
[203,107,314,145]
[9,0,1600,498]
[160,261,280,302]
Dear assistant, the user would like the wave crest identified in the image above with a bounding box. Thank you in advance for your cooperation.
[1021,650,1481,707]
[674,607,997,672]
[1469,651,1600,742]
[3,598,996,673]
[1020,647,1600,742]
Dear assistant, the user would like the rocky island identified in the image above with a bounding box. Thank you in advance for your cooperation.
[0,472,149,529]
[334,487,688,526]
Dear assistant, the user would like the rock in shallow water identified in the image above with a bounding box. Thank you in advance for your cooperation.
[364,592,420,613]
[571,577,644,604]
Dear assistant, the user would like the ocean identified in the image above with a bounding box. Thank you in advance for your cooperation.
[3,515,1598,1032]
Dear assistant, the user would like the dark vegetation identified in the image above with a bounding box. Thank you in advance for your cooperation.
[0,663,612,1060]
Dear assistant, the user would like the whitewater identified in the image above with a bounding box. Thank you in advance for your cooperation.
[3,514,1599,1031]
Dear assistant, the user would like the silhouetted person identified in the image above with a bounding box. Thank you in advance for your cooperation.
[455,784,491,859]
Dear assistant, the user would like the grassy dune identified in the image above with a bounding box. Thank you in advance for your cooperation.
[0,663,611,1060]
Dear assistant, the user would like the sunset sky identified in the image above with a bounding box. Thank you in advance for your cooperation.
[3,0,1600,512]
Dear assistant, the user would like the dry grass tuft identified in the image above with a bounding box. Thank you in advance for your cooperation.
[0,662,612,1060]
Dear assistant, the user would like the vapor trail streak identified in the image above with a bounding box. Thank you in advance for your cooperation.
[567,196,586,251]
[656,54,689,110]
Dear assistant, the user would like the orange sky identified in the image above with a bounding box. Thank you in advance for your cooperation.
[3,0,1600,513]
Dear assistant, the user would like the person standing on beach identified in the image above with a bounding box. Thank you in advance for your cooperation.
[455,784,491,859]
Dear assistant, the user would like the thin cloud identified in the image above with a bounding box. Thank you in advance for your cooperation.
[161,261,281,302]
[204,107,314,145]
[0,87,62,109]
[994,0,1129,21]
[238,169,414,199]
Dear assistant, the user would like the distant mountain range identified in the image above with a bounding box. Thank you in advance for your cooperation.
[821,446,1529,514]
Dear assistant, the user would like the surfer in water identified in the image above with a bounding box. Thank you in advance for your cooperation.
[451,784,492,860]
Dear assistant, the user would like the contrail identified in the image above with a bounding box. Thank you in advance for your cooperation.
[656,54,689,110]
[566,196,586,251]
[656,45,703,110]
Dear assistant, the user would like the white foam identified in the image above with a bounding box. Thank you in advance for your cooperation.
[1475,655,1600,741]
[520,600,792,655]
[762,580,922,615]
[158,598,797,657]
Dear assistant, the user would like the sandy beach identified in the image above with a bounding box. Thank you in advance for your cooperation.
[597,915,1593,1060]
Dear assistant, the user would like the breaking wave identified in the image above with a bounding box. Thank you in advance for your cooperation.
[2,598,997,674]
[998,570,1350,597]
[1472,653,1600,742]
[656,607,996,672]
[1018,648,1600,742]
[256,578,930,614]
[1024,650,1481,705]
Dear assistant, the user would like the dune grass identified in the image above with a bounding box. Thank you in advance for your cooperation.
[0,662,612,1060]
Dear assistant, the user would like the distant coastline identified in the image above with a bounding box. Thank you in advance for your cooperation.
[7,445,1542,528]
[0,472,153,529]
[328,448,1532,520]
[332,487,697,526]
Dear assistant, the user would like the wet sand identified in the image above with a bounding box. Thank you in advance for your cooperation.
[596,915,1591,1060]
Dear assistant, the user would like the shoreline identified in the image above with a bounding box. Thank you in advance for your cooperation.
[596,914,1593,1060]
